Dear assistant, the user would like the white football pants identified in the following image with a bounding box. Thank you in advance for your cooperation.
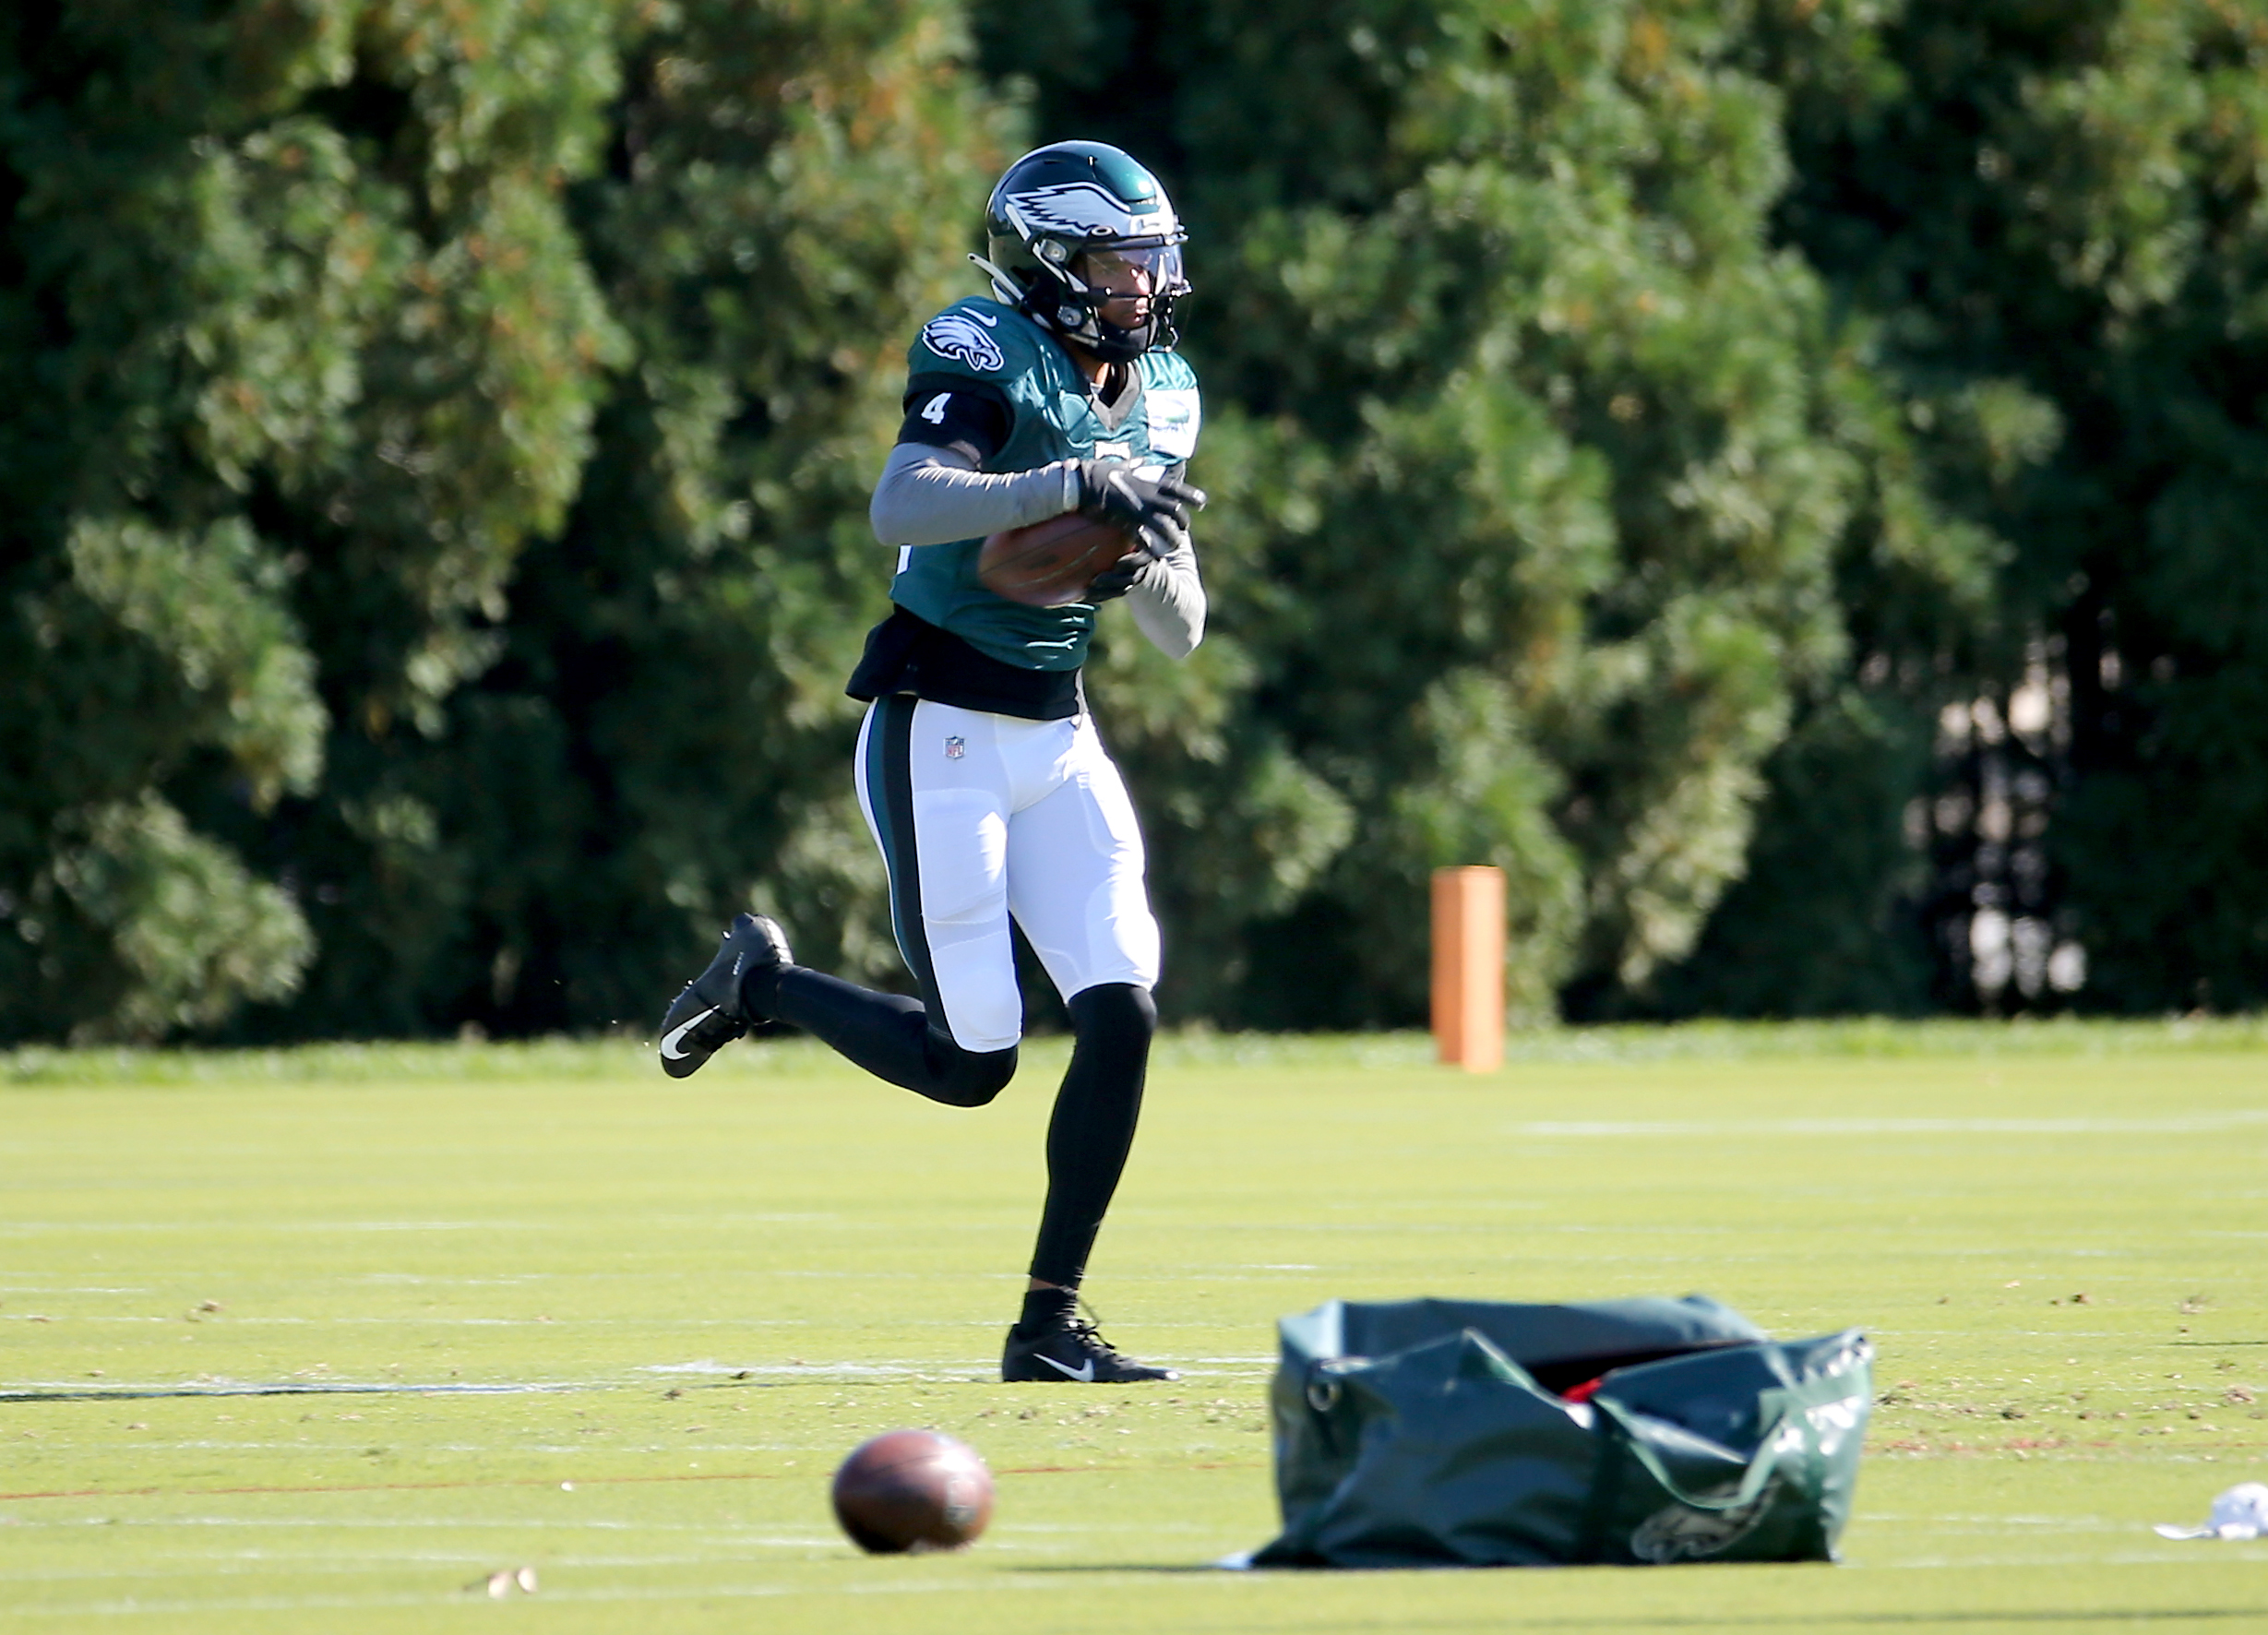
[853,696,1161,1052]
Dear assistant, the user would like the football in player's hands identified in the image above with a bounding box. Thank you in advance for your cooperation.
[1075,458,1206,539]
[977,512,1141,607]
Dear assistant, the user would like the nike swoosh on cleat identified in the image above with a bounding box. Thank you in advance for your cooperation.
[1035,1355,1096,1383]
[660,1008,717,1060]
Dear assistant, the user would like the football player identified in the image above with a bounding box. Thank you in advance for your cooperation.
[658,142,1206,1384]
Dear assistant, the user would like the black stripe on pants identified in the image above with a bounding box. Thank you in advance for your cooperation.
[768,696,1016,1107]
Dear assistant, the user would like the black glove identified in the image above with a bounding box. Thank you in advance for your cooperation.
[1075,458,1207,560]
[1085,556,1150,603]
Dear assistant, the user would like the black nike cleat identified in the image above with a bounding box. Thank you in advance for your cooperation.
[1002,1316,1178,1384]
[657,913,793,1079]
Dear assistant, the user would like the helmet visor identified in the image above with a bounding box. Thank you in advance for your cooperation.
[1073,243,1187,296]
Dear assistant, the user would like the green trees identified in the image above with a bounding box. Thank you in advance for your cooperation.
[371,0,1010,1034]
[976,0,1986,1024]
[1,0,1005,1041]
[3,0,623,1041]
[229,0,628,1036]
[1690,0,2268,1014]
[3,0,379,1039]
[5,0,2264,1043]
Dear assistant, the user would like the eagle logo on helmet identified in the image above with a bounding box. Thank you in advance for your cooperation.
[1005,182,1172,242]
[919,311,1006,374]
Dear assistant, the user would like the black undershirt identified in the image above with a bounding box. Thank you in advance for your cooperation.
[845,606,1084,722]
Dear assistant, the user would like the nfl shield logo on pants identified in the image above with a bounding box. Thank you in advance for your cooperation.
[943,734,966,760]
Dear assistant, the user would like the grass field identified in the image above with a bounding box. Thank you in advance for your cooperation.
[5,1020,2266,1631]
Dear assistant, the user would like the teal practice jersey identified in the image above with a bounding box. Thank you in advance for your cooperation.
[888,297,1201,671]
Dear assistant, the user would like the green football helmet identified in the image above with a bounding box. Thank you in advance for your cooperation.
[977,141,1189,363]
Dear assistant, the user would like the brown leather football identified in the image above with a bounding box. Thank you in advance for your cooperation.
[830,1429,995,1554]
[977,512,1139,607]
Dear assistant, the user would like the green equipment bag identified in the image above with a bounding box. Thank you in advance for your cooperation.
[1252,1295,1870,1569]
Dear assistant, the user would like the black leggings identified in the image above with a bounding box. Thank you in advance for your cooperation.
[768,969,1154,1289]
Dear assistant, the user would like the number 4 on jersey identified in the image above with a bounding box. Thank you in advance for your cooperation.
[921,393,950,425]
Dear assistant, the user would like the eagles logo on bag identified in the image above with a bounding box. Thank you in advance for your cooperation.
[1629,1480,1779,1564]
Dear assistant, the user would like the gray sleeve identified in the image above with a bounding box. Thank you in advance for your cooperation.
[869,441,1079,547]
[1127,534,1206,659]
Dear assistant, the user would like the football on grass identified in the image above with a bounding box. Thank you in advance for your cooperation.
[830,1429,994,1554]
[977,512,1137,607]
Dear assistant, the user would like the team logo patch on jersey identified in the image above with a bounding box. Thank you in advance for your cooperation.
[1144,386,1201,462]
[943,734,967,760]
[920,311,1004,374]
